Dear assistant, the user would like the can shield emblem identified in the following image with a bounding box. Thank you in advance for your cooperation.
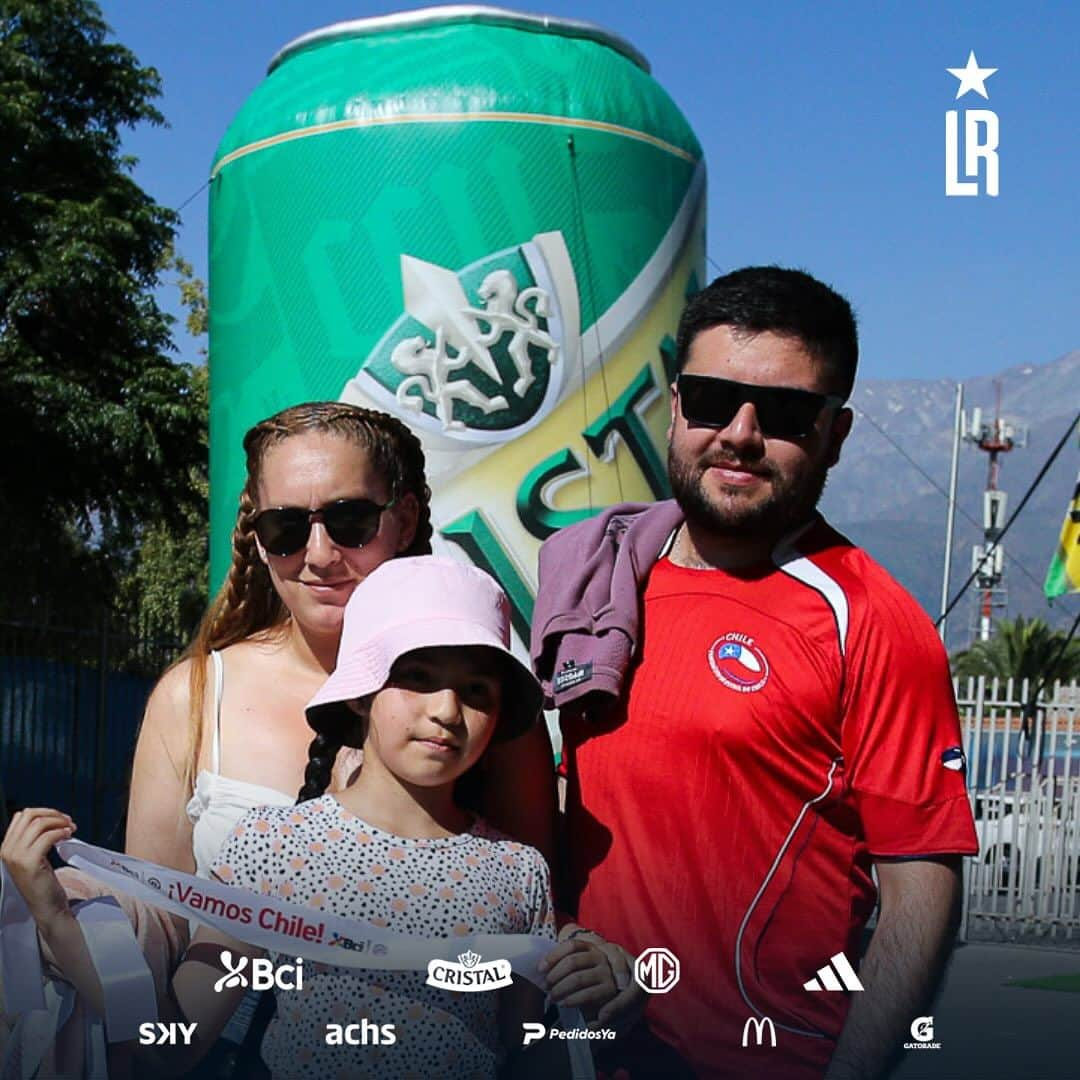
[708,635,770,693]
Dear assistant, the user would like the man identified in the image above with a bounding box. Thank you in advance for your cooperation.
[532,267,978,1079]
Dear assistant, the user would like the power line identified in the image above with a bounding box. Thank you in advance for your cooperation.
[936,408,1080,628]
[852,404,1051,598]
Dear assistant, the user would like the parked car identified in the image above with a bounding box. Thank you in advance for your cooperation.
[973,776,1080,890]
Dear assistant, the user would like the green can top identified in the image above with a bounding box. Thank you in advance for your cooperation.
[212,4,700,177]
[269,5,650,74]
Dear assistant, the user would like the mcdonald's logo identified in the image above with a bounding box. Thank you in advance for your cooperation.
[741,1015,777,1048]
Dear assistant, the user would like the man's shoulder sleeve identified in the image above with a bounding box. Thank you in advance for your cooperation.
[839,563,978,858]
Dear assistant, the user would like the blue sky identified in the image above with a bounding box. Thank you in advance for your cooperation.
[101,0,1079,383]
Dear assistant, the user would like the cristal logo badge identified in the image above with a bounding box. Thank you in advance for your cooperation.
[346,232,579,442]
[426,949,513,991]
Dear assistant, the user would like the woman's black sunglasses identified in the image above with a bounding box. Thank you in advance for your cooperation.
[676,374,845,440]
[253,497,396,557]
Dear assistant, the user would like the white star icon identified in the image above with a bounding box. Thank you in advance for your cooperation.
[947,50,998,100]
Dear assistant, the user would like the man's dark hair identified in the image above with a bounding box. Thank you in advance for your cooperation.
[675,266,859,400]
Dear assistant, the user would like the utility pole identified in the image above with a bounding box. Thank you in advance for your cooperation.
[939,383,964,646]
[962,381,1027,643]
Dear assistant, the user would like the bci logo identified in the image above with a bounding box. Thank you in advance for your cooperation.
[212,950,303,992]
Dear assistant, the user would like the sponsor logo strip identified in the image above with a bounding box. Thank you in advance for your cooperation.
[53,839,551,987]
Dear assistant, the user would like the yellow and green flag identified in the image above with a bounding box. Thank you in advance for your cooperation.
[1045,471,1080,598]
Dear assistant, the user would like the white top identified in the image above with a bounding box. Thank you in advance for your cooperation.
[212,795,556,1078]
[185,650,296,876]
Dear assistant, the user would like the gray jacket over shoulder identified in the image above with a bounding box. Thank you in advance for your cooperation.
[529,500,684,710]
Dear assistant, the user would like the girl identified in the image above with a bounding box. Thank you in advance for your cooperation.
[125,401,558,884]
[2,558,616,1077]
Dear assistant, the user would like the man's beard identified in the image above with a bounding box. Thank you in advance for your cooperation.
[667,443,829,544]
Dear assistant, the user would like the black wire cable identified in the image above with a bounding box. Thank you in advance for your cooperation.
[852,404,1051,598]
[176,178,211,214]
[1021,608,1080,745]
[936,409,1080,628]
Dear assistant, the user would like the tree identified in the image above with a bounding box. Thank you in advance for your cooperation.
[116,253,209,640]
[952,616,1080,686]
[0,0,204,621]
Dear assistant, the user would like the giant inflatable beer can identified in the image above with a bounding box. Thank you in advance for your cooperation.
[210,6,705,640]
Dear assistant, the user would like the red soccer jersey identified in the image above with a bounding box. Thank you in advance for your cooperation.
[562,518,977,1079]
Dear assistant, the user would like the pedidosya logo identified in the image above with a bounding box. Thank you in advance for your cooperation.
[426,950,513,991]
[709,634,769,694]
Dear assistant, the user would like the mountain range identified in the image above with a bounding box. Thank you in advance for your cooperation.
[818,349,1079,653]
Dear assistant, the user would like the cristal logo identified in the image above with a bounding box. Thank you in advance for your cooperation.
[212,950,304,993]
[344,232,579,443]
[426,950,513,992]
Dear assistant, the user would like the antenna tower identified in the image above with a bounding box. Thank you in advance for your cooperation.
[962,380,1027,643]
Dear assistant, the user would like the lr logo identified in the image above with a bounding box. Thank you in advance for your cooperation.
[945,50,999,197]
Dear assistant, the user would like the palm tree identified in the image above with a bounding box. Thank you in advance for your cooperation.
[952,616,1080,685]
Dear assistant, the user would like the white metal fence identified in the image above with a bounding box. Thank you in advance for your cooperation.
[957,677,1080,944]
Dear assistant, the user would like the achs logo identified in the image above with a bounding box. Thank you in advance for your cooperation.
[344,232,579,443]
[426,950,513,992]
[708,634,769,694]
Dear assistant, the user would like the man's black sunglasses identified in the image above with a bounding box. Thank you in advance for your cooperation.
[253,497,396,557]
[676,374,845,440]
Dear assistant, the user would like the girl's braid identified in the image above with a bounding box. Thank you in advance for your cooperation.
[297,731,345,803]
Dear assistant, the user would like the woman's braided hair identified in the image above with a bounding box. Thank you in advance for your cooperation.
[176,402,432,795]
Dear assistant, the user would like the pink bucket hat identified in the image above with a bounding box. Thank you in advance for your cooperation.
[306,555,542,744]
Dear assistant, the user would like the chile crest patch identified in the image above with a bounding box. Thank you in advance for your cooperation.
[708,634,770,694]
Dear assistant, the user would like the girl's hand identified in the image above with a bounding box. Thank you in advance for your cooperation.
[541,928,648,1032]
[0,808,76,931]
[540,936,620,1019]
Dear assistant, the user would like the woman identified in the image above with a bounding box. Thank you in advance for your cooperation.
[125,401,557,876]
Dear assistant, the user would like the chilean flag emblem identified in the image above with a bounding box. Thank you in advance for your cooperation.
[708,634,770,694]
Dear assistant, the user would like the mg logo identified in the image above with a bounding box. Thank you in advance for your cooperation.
[741,1016,777,1048]
[633,947,680,994]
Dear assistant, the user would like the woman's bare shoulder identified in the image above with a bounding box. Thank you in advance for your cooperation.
[141,657,197,744]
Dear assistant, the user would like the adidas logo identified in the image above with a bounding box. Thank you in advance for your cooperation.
[803,952,864,992]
